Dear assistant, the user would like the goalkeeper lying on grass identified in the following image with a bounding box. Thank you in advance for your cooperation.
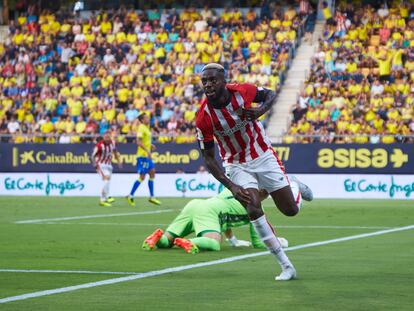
[142,188,288,254]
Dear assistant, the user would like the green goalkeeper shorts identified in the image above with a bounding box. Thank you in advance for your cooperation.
[166,198,221,238]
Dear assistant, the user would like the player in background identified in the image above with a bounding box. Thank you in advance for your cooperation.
[142,187,291,253]
[127,112,161,206]
[196,63,313,281]
[91,131,122,207]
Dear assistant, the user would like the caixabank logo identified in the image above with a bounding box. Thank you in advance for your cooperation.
[12,147,91,167]
[5,144,202,173]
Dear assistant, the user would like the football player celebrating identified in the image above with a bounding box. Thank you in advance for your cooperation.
[196,63,313,281]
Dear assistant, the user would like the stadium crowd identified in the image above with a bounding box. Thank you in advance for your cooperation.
[0,2,308,144]
[284,1,414,144]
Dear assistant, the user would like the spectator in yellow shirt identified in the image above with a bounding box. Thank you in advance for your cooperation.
[75,116,87,134]
[40,116,55,134]
[100,16,112,34]
[372,50,393,81]
[67,97,83,121]
[64,116,75,133]
[55,116,66,133]
[90,106,103,121]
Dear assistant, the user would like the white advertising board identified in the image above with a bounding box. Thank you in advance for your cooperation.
[0,173,413,199]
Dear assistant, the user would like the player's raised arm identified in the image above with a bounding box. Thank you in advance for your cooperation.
[241,86,277,121]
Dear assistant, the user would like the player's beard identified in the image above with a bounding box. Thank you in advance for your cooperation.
[206,86,225,105]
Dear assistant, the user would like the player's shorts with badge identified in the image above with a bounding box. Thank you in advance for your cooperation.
[136,157,154,175]
[225,149,289,193]
[97,164,113,178]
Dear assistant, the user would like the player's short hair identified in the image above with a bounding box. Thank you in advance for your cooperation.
[138,112,147,121]
[201,63,225,74]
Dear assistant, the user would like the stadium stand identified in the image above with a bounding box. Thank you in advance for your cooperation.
[284,1,414,144]
[0,2,310,144]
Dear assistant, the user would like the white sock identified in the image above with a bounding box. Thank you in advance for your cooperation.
[101,180,110,201]
[251,215,293,269]
[290,180,302,210]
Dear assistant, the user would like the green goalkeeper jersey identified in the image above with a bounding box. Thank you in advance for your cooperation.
[211,188,264,248]
[166,188,265,248]
[208,188,251,231]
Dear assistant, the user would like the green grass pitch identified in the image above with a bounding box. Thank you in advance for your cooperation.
[0,196,413,310]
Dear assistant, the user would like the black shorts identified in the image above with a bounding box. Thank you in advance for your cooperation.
[379,75,390,82]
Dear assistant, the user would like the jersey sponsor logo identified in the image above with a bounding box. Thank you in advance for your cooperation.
[214,119,249,138]
[218,212,250,227]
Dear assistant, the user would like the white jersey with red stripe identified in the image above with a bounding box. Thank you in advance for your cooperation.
[335,12,347,32]
[195,83,272,166]
[299,0,309,14]
[93,140,116,165]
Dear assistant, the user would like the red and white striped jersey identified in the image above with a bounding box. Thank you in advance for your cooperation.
[335,12,347,32]
[195,83,272,166]
[93,139,116,165]
[299,0,310,14]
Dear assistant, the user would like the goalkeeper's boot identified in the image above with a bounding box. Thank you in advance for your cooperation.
[106,197,115,203]
[275,264,297,281]
[99,200,112,207]
[148,197,162,205]
[126,195,135,207]
[174,238,199,254]
[142,229,163,251]
[289,175,313,201]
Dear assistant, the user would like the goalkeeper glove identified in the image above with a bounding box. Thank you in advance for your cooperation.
[226,236,252,247]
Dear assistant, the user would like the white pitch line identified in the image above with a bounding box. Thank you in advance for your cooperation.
[277,225,393,230]
[0,269,136,275]
[20,222,393,230]
[1,224,413,305]
[14,209,176,224]
[30,222,169,226]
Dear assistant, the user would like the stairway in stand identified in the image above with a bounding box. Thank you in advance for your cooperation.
[267,21,325,143]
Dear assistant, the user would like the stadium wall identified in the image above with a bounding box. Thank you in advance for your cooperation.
[0,173,413,200]
[0,143,413,199]
[1,143,413,174]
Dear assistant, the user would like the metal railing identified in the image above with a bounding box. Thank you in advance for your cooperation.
[275,133,414,144]
[0,133,413,144]
[0,26,8,43]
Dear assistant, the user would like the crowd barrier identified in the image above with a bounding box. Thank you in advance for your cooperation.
[1,143,412,174]
[1,173,413,199]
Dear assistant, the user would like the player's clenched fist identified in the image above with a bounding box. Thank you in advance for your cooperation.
[237,107,264,121]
